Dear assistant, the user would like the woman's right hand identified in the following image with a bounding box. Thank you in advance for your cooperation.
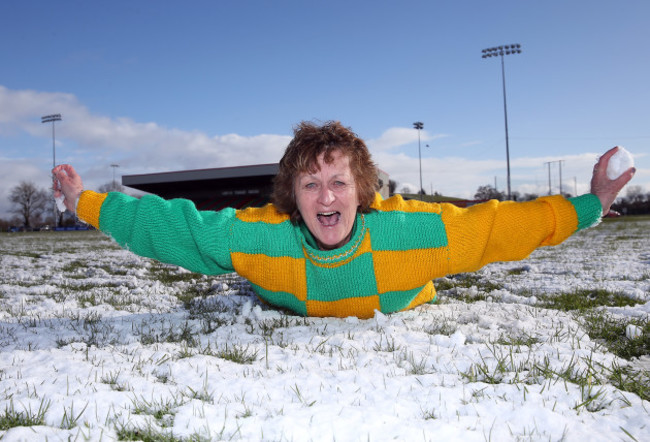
[52,164,84,213]
[590,146,636,215]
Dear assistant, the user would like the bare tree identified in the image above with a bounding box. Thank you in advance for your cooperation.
[98,181,125,193]
[626,185,645,203]
[474,184,505,201]
[388,179,398,196]
[519,192,540,201]
[9,181,48,228]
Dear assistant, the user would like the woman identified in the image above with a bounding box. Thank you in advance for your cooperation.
[53,121,635,318]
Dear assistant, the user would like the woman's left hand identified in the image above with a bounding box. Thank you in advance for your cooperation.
[590,146,636,215]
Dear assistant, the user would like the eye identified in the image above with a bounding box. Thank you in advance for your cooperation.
[305,182,319,191]
[331,180,347,189]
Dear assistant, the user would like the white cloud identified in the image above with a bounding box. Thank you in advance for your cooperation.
[366,127,448,151]
[0,86,292,219]
[1,86,647,220]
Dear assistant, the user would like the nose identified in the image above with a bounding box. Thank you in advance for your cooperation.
[317,185,335,205]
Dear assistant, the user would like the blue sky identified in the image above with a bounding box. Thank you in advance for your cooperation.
[0,0,647,219]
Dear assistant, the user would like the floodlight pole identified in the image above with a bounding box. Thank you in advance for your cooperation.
[545,161,553,195]
[482,44,521,200]
[558,160,564,196]
[42,114,62,168]
[111,164,120,191]
[42,114,62,227]
[413,121,424,200]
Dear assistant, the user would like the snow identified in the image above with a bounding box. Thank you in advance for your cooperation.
[0,217,649,441]
[54,195,66,213]
[628,324,644,340]
[606,146,634,180]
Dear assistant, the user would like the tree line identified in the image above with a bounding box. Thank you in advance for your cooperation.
[472,184,650,215]
[4,179,649,232]
[390,180,650,215]
[1,180,124,231]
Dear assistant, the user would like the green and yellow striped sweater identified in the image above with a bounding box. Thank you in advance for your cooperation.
[77,191,602,318]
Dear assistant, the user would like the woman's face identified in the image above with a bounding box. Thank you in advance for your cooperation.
[294,150,360,250]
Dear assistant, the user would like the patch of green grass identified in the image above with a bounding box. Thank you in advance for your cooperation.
[450,273,502,291]
[394,350,432,375]
[581,311,649,360]
[183,384,214,404]
[506,266,529,276]
[435,273,502,303]
[433,277,454,291]
[538,291,650,399]
[0,249,42,259]
[175,286,212,310]
[540,289,639,312]
[130,395,184,424]
[100,371,129,391]
[98,265,129,276]
[0,398,50,431]
[186,297,234,333]
[59,401,89,429]
[373,334,402,352]
[115,424,183,442]
[210,343,258,365]
[494,334,540,347]
[148,263,204,284]
[605,361,650,402]
[136,321,198,346]
[62,259,87,273]
[245,315,311,337]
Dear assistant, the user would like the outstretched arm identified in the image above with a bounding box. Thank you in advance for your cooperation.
[52,164,84,213]
[590,146,636,215]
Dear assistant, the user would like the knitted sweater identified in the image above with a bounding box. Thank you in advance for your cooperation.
[77,191,603,318]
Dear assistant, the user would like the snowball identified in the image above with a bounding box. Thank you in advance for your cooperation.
[55,195,67,212]
[606,147,634,180]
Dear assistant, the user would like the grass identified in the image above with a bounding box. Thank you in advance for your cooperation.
[537,288,649,365]
[1,220,649,440]
[0,399,50,431]
[148,262,205,285]
[214,343,259,365]
[581,311,650,360]
[540,288,640,311]
[434,273,502,303]
[115,423,206,442]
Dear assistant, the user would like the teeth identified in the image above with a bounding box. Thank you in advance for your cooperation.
[319,211,337,216]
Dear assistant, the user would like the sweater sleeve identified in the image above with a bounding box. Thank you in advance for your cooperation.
[76,190,235,275]
[440,194,602,274]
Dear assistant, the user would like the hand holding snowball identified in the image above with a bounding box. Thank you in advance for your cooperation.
[606,147,634,180]
[52,164,84,213]
[590,146,636,215]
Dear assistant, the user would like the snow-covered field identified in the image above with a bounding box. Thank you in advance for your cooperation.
[1,216,649,441]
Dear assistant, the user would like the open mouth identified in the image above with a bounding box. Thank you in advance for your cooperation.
[317,211,340,227]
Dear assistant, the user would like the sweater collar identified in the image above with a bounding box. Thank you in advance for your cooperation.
[298,213,366,263]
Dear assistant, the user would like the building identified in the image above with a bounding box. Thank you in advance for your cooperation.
[123,164,390,210]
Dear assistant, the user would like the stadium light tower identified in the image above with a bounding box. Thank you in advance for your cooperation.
[42,114,62,168]
[42,113,62,227]
[481,44,521,200]
[111,164,120,191]
[413,121,424,200]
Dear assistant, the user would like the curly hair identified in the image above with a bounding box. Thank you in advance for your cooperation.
[272,121,379,222]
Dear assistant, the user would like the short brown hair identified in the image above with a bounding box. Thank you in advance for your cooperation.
[272,121,378,221]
